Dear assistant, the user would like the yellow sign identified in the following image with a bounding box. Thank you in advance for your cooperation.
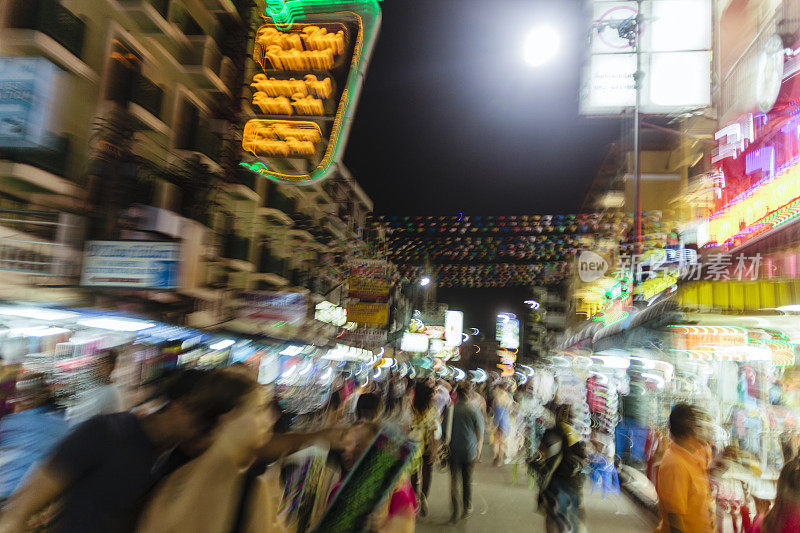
[254,25,347,71]
[243,120,322,158]
[634,271,678,301]
[348,278,390,301]
[346,302,388,327]
[240,10,381,184]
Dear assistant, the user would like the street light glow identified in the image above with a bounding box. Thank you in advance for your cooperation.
[419,276,431,286]
[523,25,559,67]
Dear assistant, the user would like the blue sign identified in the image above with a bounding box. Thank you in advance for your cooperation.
[80,241,181,289]
[0,56,59,149]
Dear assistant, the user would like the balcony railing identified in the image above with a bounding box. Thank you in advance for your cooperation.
[0,210,83,277]
[0,135,70,177]
[236,167,257,193]
[129,72,164,119]
[9,0,86,59]
[266,192,296,215]
[223,235,250,262]
[258,248,286,276]
[179,35,235,92]
[189,127,222,162]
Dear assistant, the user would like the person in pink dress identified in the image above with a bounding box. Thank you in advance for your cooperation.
[750,457,800,533]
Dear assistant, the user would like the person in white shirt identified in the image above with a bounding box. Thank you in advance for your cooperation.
[68,350,124,424]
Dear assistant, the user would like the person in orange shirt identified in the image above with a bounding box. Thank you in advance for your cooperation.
[655,403,715,533]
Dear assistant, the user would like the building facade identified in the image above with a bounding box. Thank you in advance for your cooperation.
[0,1,378,342]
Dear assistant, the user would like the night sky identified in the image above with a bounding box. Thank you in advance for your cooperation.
[343,0,621,216]
[342,0,622,337]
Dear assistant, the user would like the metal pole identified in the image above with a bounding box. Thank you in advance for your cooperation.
[633,0,643,255]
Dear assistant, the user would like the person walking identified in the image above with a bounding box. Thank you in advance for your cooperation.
[67,350,125,424]
[448,385,484,522]
[492,381,514,466]
[749,456,800,532]
[0,368,245,533]
[655,403,716,533]
[536,404,587,533]
[136,368,279,533]
[409,381,438,516]
[0,373,69,502]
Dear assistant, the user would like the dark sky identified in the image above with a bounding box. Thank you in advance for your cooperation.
[436,287,529,343]
[343,0,621,215]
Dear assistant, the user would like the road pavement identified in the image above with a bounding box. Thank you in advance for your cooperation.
[416,456,658,532]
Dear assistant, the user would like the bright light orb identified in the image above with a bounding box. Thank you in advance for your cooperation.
[523,25,560,67]
[419,276,431,286]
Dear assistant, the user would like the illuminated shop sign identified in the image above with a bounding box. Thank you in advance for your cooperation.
[498,349,517,365]
[496,315,520,350]
[444,310,463,347]
[669,325,796,366]
[668,325,748,351]
[240,0,381,184]
[705,161,800,246]
[401,332,429,353]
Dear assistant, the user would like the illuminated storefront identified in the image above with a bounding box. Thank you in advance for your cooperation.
[705,45,800,251]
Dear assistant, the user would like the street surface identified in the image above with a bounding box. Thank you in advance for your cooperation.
[417,454,657,532]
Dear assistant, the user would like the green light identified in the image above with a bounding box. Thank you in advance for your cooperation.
[263,0,380,30]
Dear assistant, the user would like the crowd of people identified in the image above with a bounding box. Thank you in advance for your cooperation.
[2,356,800,532]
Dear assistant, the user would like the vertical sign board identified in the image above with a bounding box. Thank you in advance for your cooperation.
[581,0,712,115]
[496,316,520,350]
[0,56,59,149]
[241,0,381,185]
[80,241,180,289]
[444,310,463,347]
[348,259,391,301]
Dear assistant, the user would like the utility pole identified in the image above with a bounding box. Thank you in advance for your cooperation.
[632,0,643,255]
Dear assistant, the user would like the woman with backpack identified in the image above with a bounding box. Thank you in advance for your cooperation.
[535,404,587,533]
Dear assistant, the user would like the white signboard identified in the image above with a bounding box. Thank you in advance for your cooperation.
[401,332,429,353]
[444,310,463,347]
[80,241,180,289]
[315,301,347,327]
[581,0,712,115]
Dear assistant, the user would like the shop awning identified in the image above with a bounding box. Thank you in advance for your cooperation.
[560,321,602,350]
[593,297,677,343]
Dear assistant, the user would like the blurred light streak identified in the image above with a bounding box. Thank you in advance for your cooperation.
[210,339,236,351]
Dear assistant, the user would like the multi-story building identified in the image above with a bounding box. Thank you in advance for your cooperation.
[0,1,376,339]
[0,0,250,315]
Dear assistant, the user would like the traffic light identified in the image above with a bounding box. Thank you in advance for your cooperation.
[241,0,381,184]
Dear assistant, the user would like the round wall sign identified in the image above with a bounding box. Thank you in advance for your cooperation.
[755,34,785,113]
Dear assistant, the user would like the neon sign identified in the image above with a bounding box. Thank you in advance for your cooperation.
[668,325,748,351]
[243,120,322,158]
[240,0,381,184]
[705,160,800,245]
